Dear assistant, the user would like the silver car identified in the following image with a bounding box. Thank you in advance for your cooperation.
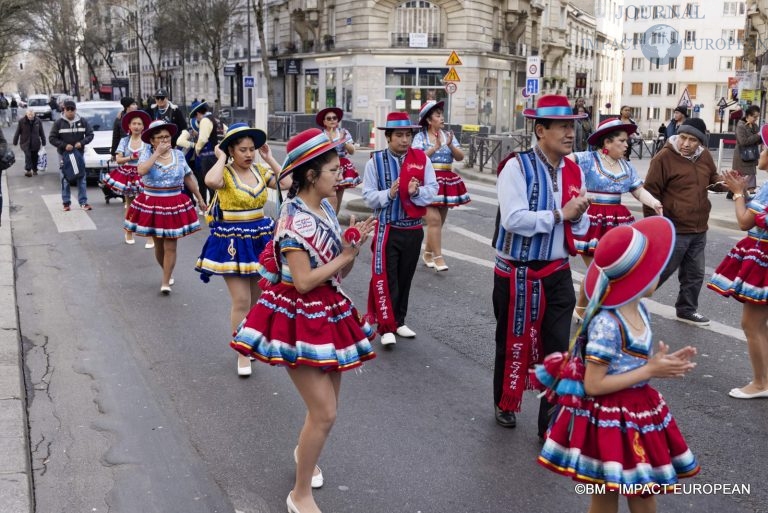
[76,101,122,181]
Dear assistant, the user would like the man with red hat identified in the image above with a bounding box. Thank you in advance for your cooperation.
[492,95,591,433]
[362,112,438,347]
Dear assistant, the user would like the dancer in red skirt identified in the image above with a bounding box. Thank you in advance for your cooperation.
[125,120,207,294]
[708,143,768,399]
[105,110,150,244]
[567,118,663,321]
[231,128,376,513]
[535,216,700,512]
[317,107,358,214]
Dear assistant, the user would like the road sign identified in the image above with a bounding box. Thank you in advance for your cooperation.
[444,68,461,82]
[444,82,457,95]
[526,56,541,78]
[678,88,692,107]
[446,51,462,66]
[244,76,255,88]
[693,105,700,113]
[223,64,237,77]
[526,78,540,95]
[717,97,728,108]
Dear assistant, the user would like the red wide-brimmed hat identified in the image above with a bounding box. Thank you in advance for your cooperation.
[584,217,675,308]
[418,100,444,125]
[587,117,637,146]
[377,112,421,130]
[315,107,343,127]
[141,120,178,144]
[279,128,348,181]
[121,110,151,134]
[523,95,588,120]
[761,124,768,146]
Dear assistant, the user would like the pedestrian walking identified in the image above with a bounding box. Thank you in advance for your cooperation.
[9,97,18,122]
[0,93,9,127]
[665,106,687,139]
[189,101,226,204]
[708,143,768,399]
[316,107,359,214]
[491,95,590,432]
[618,106,638,160]
[194,123,283,377]
[536,216,700,513]
[147,89,187,146]
[13,110,46,177]
[731,105,761,198]
[412,100,469,272]
[362,112,438,346]
[125,120,206,294]
[49,100,94,211]
[568,117,663,320]
[230,128,377,513]
[643,118,726,326]
[573,106,593,152]
[104,110,150,244]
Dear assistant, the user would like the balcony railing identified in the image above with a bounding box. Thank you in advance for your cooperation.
[391,33,444,48]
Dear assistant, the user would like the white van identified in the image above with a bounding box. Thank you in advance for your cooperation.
[27,94,52,120]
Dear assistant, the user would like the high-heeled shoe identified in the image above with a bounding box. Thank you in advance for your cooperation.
[286,491,300,513]
[124,233,135,245]
[422,251,436,268]
[294,446,324,488]
[432,255,449,272]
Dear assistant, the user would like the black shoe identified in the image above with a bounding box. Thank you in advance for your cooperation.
[495,406,517,428]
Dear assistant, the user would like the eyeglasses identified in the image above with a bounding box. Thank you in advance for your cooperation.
[154,135,172,141]
[155,96,167,100]
[325,116,337,121]
[322,168,343,176]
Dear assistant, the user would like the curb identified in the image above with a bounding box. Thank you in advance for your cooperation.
[0,170,33,512]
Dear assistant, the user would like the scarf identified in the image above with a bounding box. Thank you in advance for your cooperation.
[398,148,427,218]
[496,257,570,412]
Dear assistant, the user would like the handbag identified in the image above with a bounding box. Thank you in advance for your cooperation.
[37,152,48,171]
[204,191,221,225]
[62,149,85,186]
[739,145,760,163]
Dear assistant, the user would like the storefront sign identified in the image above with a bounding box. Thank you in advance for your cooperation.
[305,68,320,76]
[285,59,302,75]
[387,67,416,75]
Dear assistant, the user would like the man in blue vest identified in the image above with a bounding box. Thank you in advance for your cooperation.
[492,95,590,434]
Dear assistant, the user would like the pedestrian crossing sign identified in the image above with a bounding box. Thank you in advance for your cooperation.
[444,67,461,82]
[446,51,463,66]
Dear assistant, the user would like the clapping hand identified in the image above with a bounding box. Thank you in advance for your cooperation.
[407,177,420,196]
[722,169,747,194]
[648,341,697,378]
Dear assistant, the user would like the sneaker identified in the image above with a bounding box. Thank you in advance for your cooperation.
[80,204,93,211]
[676,312,710,326]
[62,204,71,212]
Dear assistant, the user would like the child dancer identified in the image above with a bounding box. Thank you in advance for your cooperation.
[536,216,700,513]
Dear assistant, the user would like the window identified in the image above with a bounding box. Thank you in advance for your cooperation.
[665,108,673,121]
[630,107,642,119]
[631,57,644,71]
[647,107,661,120]
[685,30,696,43]
[720,56,735,71]
[631,82,643,95]
[650,58,662,70]
[632,32,645,46]
[668,58,677,70]
[714,84,728,100]
[736,56,743,70]
[648,82,662,95]
[723,2,746,16]
[684,3,699,18]
[393,0,442,48]
[722,29,736,43]
[687,84,697,99]
[667,83,677,95]
[684,56,694,70]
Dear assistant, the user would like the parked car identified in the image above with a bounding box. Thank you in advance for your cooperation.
[27,94,52,119]
[76,101,122,181]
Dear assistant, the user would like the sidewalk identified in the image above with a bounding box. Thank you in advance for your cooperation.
[0,171,32,512]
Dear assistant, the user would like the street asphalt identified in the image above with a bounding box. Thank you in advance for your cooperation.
[0,129,757,512]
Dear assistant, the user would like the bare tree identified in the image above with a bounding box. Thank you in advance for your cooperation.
[0,0,40,90]
[251,0,274,113]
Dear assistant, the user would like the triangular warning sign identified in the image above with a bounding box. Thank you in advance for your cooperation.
[446,51,463,66]
[678,88,692,107]
[444,67,461,82]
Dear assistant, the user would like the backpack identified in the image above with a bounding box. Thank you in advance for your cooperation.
[0,97,8,109]
[210,116,225,146]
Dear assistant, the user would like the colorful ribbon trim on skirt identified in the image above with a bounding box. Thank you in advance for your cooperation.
[495,256,570,412]
[142,185,183,197]
[588,191,622,205]
[221,208,265,222]
[433,163,453,171]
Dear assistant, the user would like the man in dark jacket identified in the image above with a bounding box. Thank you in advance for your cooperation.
[13,110,46,176]
[665,106,687,138]
[49,100,94,211]
[147,89,186,146]
[643,117,725,326]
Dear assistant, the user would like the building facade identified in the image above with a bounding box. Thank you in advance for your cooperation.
[622,1,749,136]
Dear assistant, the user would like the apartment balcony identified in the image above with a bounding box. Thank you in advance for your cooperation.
[541,28,570,66]
[391,33,444,48]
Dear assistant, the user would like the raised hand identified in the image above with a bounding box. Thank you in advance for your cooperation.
[214,144,226,160]
[648,341,697,378]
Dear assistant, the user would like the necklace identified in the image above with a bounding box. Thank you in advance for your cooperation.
[601,152,619,166]
[622,311,645,332]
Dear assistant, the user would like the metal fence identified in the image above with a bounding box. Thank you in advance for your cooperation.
[265,113,373,143]
[467,133,532,172]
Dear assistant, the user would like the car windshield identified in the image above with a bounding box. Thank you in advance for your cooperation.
[29,99,48,107]
[77,106,121,131]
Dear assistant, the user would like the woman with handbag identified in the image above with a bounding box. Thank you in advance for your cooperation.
[732,105,762,199]
[194,123,283,377]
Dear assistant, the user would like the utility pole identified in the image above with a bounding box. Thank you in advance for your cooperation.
[247,2,253,126]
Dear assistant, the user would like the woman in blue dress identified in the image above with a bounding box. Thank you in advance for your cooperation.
[125,120,207,294]
[194,123,284,376]
[568,118,663,319]
[412,100,469,271]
